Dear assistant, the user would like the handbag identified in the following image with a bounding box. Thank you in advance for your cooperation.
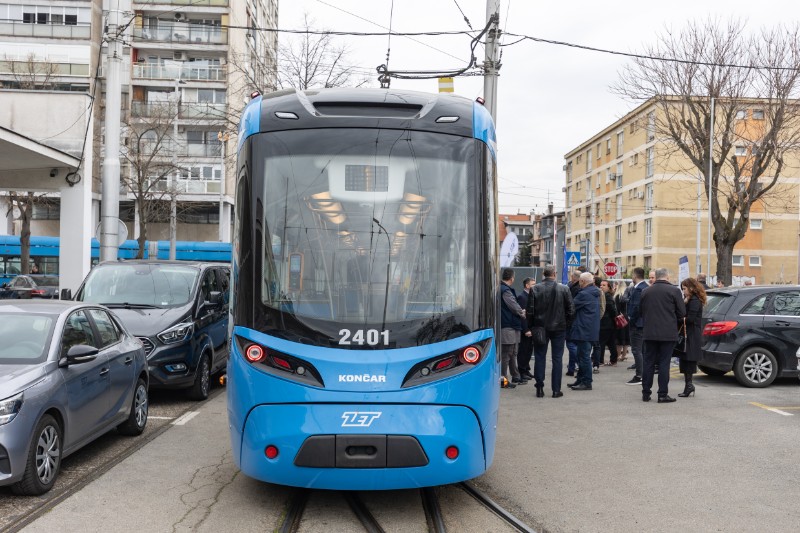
[531,326,547,345]
[614,314,628,329]
[674,319,687,356]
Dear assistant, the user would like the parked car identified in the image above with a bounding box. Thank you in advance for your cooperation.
[0,300,148,495]
[73,261,230,400]
[0,275,60,299]
[699,286,800,387]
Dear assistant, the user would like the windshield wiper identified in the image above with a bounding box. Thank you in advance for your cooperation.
[101,302,163,309]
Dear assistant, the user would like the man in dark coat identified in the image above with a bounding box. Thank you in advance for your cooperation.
[528,266,575,397]
[516,277,535,380]
[565,270,582,376]
[500,269,526,388]
[567,272,600,391]
[640,268,686,403]
[697,273,710,290]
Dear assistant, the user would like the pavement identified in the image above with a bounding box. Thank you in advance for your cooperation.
[18,359,800,533]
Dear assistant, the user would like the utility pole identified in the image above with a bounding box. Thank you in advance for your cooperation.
[482,0,501,121]
[588,189,595,273]
[99,6,124,262]
[170,78,182,260]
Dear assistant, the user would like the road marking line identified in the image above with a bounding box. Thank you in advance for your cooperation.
[148,416,175,420]
[172,411,200,425]
[750,402,794,416]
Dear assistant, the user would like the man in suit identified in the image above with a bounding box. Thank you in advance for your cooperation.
[640,268,686,403]
[625,267,648,385]
[565,270,582,376]
[517,277,535,380]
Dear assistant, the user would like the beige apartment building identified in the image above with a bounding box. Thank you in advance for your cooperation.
[563,98,800,284]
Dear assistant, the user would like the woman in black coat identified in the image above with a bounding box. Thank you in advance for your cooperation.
[678,277,706,397]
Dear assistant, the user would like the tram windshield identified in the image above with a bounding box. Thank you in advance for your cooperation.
[253,129,479,335]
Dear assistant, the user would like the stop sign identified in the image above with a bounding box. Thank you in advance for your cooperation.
[604,262,618,277]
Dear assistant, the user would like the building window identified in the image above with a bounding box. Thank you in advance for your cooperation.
[644,255,652,269]
[586,149,592,172]
[732,255,744,266]
[750,219,762,230]
[616,131,624,157]
[604,228,610,244]
[735,110,746,120]
[596,174,601,189]
[647,112,655,142]
[605,198,610,214]
[616,194,623,221]
[734,146,747,156]
[606,138,611,155]
[644,218,652,248]
[752,109,764,120]
[646,147,654,177]
[645,183,654,213]
[596,143,601,159]
[616,163,623,189]
[614,225,622,252]
[749,256,761,267]
[576,207,582,217]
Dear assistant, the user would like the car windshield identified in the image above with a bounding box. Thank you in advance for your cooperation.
[78,264,199,307]
[31,276,59,287]
[0,313,54,364]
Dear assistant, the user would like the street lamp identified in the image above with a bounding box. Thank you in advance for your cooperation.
[170,78,186,260]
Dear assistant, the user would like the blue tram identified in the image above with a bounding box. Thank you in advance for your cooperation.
[227,88,499,490]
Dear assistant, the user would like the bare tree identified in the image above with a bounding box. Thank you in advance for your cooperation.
[122,102,184,258]
[5,192,55,274]
[3,53,58,90]
[614,19,800,284]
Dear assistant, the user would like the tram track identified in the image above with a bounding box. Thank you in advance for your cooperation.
[276,482,535,533]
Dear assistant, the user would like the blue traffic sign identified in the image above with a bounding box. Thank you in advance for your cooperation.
[565,251,581,267]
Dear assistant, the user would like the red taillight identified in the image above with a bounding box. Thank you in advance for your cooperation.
[265,445,279,459]
[31,289,45,296]
[703,321,738,336]
[272,356,292,370]
[445,446,459,459]
[434,357,456,371]
[460,346,481,364]
[245,344,264,362]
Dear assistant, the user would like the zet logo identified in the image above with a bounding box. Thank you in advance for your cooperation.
[341,411,382,427]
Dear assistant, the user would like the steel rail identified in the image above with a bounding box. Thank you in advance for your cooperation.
[458,482,536,533]
[344,492,386,533]
[278,488,310,533]
[420,487,447,533]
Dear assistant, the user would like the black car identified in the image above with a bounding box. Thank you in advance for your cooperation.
[0,275,60,299]
[699,285,800,387]
[73,261,230,400]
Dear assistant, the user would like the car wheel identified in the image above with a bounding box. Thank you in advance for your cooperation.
[698,365,727,377]
[12,414,62,496]
[734,347,778,388]
[117,378,149,436]
[187,354,211,401]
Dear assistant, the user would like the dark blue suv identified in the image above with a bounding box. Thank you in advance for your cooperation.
[74,261,230,400]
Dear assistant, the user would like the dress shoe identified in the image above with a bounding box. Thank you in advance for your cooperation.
[658,395,677,403]
[523,372,535,380]
[552,391,564,398]
[627,364,636,370]
[567,381,580,388]
[512,378,528,385]
[571,383,592,391]
[565,370,575,377]
[535,384,545,398]
[642,393,651,402]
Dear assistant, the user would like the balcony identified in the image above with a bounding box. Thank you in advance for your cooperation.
[134,0,228,6]
[133,140,221,158]
[0,60,89,77]
[128,177,222,194]
[131,101,228,120]
[133,24,227,45]
[133,63,226,82]
[0,20,91,39]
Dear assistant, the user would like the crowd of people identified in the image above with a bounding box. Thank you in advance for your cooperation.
[499,265,708,403]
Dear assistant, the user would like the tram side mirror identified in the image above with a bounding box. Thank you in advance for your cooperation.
[60,288,72,300]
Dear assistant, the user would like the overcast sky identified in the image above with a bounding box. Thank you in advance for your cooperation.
[277,0,795,213]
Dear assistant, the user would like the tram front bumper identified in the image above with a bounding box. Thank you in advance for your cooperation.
[234,403,486,490]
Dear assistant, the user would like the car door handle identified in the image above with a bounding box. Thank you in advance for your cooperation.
[100,368,110,376]
[124,357,133,365]
[776,321,792,327]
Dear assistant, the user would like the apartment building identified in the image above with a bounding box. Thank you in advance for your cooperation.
[563,98,800,284]
[0,0,278,243]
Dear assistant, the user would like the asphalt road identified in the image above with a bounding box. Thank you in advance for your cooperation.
[5,361,800,532]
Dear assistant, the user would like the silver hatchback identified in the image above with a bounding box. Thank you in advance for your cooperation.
[0,301,148,495]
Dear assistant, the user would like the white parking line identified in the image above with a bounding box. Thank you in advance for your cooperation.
[750,402,795,416]
[148,416,175,420]
[172,411,200,425]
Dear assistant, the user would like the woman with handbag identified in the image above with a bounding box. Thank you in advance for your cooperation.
[614,281,631,362]
[678,277,707,397]
[598,280,618,366]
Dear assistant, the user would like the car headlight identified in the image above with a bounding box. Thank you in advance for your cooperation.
[157,321,194,345]
[0,392,23,426]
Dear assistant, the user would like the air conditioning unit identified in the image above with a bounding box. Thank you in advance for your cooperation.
[173,51,188,61]
[174,13,186,21]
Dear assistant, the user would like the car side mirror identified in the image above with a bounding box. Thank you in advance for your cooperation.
[61,344,99,366]
[60,288,72,300]
[204,291,224,309]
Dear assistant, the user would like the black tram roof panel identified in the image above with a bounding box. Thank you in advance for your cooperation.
[257,88,478,137]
